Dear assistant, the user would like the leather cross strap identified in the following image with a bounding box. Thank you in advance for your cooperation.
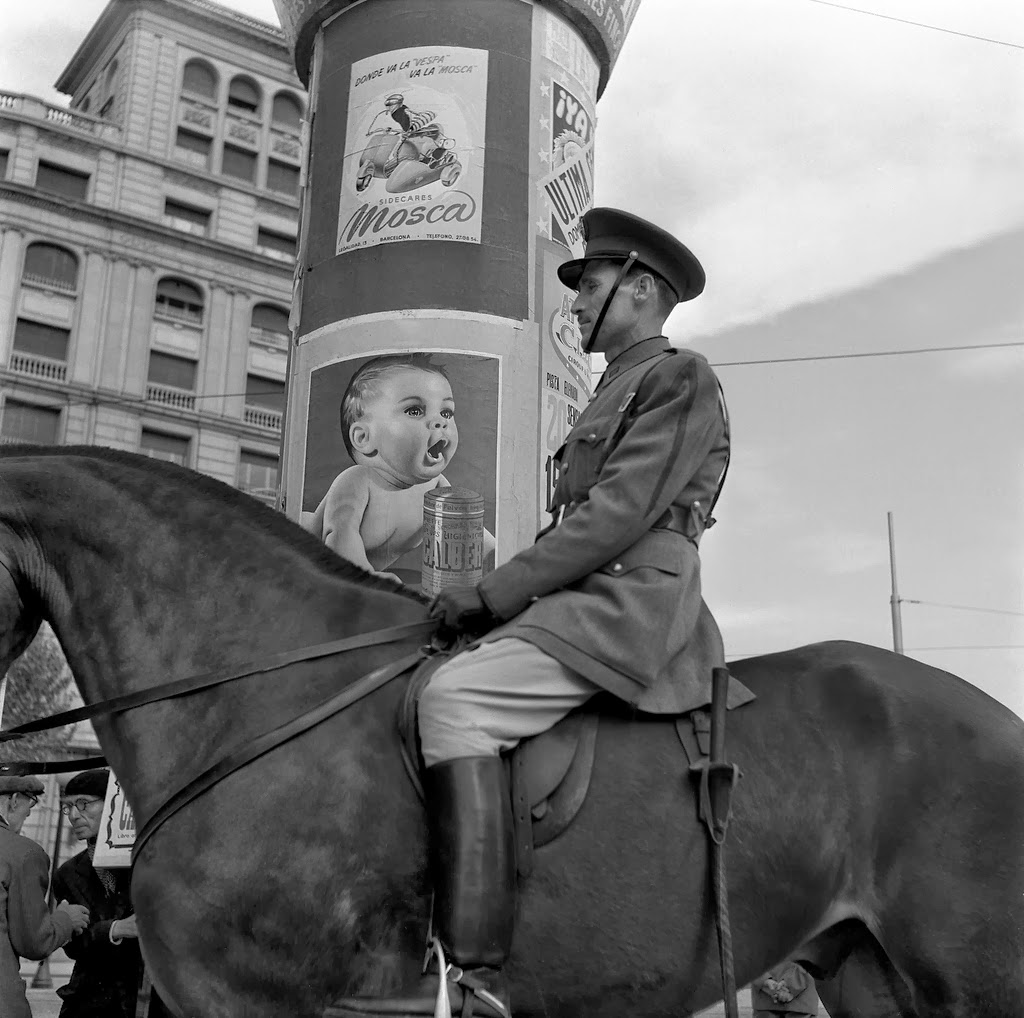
[0,756,109,776]
[0,620,437,743]
[131,647,429,862]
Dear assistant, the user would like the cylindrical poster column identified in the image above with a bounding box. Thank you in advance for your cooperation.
[274,0,641,591]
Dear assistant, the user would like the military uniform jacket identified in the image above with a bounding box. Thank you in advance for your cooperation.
[1,818,74,1018]
[479,336,729,712]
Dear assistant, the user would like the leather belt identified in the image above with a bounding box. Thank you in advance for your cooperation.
[545,500,707,542]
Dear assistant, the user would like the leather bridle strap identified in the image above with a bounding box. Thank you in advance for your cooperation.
[132,647,428,863]
[0,620,437,743]
[0,756,108,776]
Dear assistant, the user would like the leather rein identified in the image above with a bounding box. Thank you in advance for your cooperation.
[0,619,438,862]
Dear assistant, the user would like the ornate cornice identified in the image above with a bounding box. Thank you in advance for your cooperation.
[0,182,295,283]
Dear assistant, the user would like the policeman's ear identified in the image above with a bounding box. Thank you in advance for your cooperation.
[633,271,658,304]
[349,421,377,457]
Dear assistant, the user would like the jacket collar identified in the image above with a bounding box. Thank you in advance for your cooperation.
[596,335,672,390]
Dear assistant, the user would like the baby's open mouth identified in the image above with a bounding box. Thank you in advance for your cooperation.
[425,437,449,464]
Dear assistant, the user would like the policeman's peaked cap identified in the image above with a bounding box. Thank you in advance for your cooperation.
[557,207,705,303]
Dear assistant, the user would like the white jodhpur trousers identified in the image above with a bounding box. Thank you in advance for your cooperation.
[417,637,599,767]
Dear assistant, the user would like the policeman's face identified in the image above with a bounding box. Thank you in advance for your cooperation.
[571,260,637,352]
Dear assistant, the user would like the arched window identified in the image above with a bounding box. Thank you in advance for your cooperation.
[250,303,289,336]
[22,243,79,292]
[271,92,302,131]
[154,277,204,326]
[105,60,119,94]
[182,59,218,101]
[228,76,261,116]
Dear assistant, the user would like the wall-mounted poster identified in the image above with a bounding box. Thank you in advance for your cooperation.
[300,349,499,593]
[538,77,595,256]
[537,239,592,514]
[92,771,135,869]
[337,46,488,254]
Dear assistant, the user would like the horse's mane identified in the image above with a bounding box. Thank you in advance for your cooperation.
[1,444,427,604]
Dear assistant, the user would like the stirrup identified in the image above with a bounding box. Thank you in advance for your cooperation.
[425,939,509,1018]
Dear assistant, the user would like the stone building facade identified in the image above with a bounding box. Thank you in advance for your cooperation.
[0,0,305,502]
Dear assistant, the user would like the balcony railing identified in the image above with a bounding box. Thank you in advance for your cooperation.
[173,146,211,171]
[163,215,208,237]
[153,304,204,328]
[9,351,68,382]
[146,383,196,411]
[244,405,282,431]
[240,485,279,507]
[21,272,77,294]
[256,245,295,264]
[248,326,289,349]
[0,91,119,139]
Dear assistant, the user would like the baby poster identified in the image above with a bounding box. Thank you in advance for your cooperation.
[337,46,488,254]
[300,350,499,592]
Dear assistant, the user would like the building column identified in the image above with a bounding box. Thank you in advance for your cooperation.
[0,227,26,364]
[70,248,109,386]
[224,290,252,423]
[201,286,233,416]
[122,262,157,396]
[98,258,134,390]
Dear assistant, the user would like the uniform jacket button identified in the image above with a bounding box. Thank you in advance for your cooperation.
[587,432,597,440]
[612,563,623,572]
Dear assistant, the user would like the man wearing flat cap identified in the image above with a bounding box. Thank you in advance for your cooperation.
[1,772,90,1018]
[341,209,729,1018]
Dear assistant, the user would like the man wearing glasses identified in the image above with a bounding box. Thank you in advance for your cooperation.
[53,768,166,1018]
[1,772,90,1018]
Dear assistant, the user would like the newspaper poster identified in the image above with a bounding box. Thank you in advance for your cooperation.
[537,240,592,512]
[539,78,595,256]
[337,46,488,254]
[92,771,135,868]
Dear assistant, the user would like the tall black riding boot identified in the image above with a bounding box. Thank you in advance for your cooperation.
[336,756,515,1018]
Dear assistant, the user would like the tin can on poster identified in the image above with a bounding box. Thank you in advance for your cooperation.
[422,486,485,594]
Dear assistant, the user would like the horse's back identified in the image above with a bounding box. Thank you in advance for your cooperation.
[514,640,1023,1015]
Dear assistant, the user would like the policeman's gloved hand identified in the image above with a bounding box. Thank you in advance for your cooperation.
[429,585,498,637]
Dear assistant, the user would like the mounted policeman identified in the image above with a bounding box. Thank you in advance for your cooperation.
[339,207,730,1018]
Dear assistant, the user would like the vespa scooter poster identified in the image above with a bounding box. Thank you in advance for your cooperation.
[337,46,488,254]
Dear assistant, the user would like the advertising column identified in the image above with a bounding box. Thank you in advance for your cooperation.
[273,0,642,593]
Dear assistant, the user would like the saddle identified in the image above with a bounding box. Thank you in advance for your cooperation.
[398,654,756,879]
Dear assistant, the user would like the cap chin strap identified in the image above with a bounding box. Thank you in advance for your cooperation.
[582,251,639,355]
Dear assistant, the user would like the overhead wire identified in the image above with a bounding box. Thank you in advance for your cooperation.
[708,339,1024,369]
[802,0,1024,51]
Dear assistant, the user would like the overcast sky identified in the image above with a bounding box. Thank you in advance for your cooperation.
[3,0,1023,718]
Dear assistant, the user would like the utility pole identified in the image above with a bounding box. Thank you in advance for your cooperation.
[887,511,905,654]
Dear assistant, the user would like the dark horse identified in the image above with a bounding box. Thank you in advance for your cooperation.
[1,447,1021,1018]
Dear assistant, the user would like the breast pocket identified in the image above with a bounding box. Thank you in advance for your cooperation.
[558,416,620,495]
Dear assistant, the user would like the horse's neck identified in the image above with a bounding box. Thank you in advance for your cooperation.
[5,458,426,829]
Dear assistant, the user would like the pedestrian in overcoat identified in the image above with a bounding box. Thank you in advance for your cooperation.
[1,773,89,1018]
[53,768,151,1018]
[340,207,729,1018]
